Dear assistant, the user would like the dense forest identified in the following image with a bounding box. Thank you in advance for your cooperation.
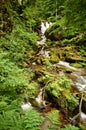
[0,0,86,130]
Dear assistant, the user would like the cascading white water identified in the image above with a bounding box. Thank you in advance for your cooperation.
[58,61,86,122]
[21,102,32,111]
[58,61,78,71]
[71,72,86,91]
[36,88,46,106]
[41,22,51,34]
[80,112,86,119]
[37,22,51,45]
[57,61,86,91]
[37,21,51,58]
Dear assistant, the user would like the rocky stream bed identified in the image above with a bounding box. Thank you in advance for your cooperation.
[21,22,86,129]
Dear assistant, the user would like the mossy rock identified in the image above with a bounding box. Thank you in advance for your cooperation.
[64,68,72,73]
[66,56,85,63]
[45,23,63,41]
[45,21,78,41]
[49,54,59,63]
[70,63,83,68]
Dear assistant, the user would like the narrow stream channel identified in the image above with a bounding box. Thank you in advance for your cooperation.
[21,21,86,126]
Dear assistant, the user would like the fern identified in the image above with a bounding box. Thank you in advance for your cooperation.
[23,108,44,130]
[61,124,80,130]
[47,110,60,130]
[0,110,23,130]
[58,76,72,89]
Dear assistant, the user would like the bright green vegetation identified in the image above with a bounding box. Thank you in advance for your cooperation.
[0,108,44,130]
[0,0,86,130]
[45,76,79,113]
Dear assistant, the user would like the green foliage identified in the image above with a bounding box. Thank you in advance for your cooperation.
[61,124,80,130]
[23,108,44,130]
[0,104,44,130]
[0,30,38,64]
[0,110,23,130]
[58,76,72,89]
[38,0,65,21]
[45,77,79,113]
[48,110,60,130]
[22,6,38,29]
[0,57,29,98]
[0,0,85,129]
[38,74,54,85]
[23,81,40,99]
[65,0,86,31]
[68,94,79,112]
[46,80,62,98]
[46,76,72,98]
[0,50,39,101]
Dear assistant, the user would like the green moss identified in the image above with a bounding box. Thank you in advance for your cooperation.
[50,54,59,63]
[71,63,83,68]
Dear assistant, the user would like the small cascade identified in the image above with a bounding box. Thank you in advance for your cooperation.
[80,112,86,119]
[37,21,51,58]
[41,22,46,34]
[71,71,86,91]
[37,22,51,45]
[58,61,78,71]
[36,88,46,107]
[57,61,86,91]
[80,112,86,127]
[21,98,32,111]
[21,102,31,111]
[41,22,51,34]
[57,61,86,125]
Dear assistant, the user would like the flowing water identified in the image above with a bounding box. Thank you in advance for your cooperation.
[37,22,86,121]
[57,61,86,91]
[22,21,86,125]
[36,88,46,106]
[37,22,51,45]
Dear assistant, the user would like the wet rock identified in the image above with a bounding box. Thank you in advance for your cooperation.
[82,100,86,114]
[70,63,83,68]
[66,56,85,63]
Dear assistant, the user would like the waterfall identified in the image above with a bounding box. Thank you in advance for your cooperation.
[37,22,51,45]
[36,88,46,106]
[57,61,86,92]
[58,61,78,71]
[71,72,86,91]
[21,102,32,111]
[58,61,86,124]
[21,98,32,111]
[41,22,51,34]
[37,21,51,57]
[80,112,86,119]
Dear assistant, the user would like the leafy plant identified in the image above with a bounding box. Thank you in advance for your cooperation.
[61,124,80,130]
[58,76,72,89]
[45,77,79,114]
[45,80,62,98]
[0,54,30,100]
[23,81,40,99]
[48,110,60,130]
[23,108,44,130]
[0,110,23,130]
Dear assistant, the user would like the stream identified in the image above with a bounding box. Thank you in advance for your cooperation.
[21,21,86,127]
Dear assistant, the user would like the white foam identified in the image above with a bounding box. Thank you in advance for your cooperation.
[80,112,86,119]
[21,102,31,111]
[41,22,51,34]
[58,61,77,70]
[36,88,46,106]
[75,83,86,91]
[36,88,43,104]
